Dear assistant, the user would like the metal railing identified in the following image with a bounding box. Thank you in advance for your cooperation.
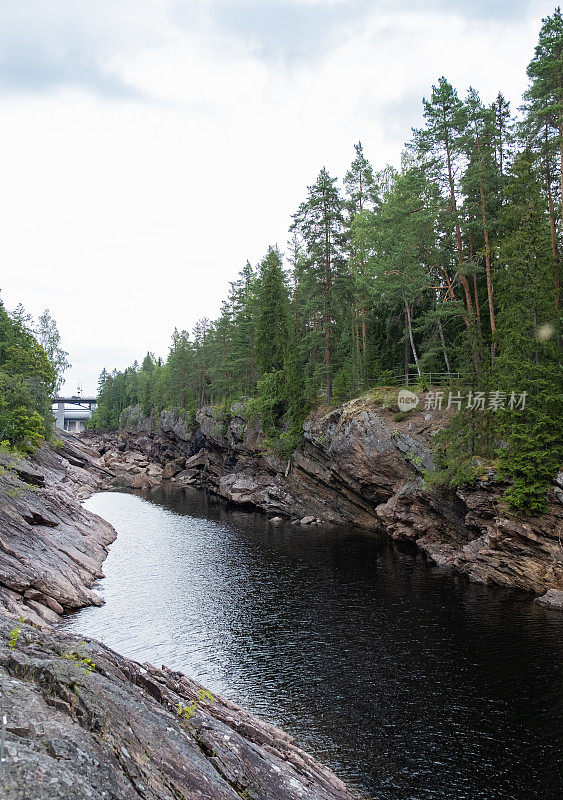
[390,372,462,387]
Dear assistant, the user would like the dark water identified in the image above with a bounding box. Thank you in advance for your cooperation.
[63,487,563,800]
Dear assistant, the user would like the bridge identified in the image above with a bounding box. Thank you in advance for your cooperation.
[52,396,97,433]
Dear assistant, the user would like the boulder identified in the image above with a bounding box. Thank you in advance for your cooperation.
[535,589,563,609]
[163,458,186,480]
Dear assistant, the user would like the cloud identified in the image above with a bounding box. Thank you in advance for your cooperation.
[183,0,374,63]
[173,0,537,66]
[0,1,163,96]
[0,1,539,98]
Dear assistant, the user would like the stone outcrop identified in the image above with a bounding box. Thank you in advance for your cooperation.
[0,434,115,626]
[0,614,361,800]
[86,397,563,603]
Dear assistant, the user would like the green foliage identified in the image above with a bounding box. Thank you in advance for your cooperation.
[61,648,97,674]
[255,247,290,375]
[0,299,55,452]
[7,618,24,650]
[34,309,71,395]
[176,689,215,727]
[424,409,494,490]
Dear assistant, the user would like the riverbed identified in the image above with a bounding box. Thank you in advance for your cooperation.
[63,486,562,800]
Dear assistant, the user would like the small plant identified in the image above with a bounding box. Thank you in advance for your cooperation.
[176,689,215,728]
[7,617,24,649]
[61,650,96,674]
[80,656,96,674]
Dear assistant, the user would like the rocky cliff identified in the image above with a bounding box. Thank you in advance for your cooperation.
[0,434,115,627]
[91,395,563,606]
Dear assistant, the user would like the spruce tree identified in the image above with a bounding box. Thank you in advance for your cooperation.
[495,149,561,513]
[291,168,346,402]
[255,247,289,375]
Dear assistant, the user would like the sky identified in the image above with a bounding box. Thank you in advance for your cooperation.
[0,0,557,395]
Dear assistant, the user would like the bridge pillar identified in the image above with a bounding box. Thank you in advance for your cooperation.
[55,402,66,430]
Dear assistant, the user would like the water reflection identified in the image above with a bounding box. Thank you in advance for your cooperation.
[63,487,563,800]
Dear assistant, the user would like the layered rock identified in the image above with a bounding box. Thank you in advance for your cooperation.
[0,434,115,626]
[0,614,361,800]
[0,433,364,799]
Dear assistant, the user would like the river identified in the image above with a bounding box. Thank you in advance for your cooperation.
[62,486,562,800]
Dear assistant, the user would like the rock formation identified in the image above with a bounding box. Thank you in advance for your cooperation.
[0,435,114,627]
[0,615,360,800]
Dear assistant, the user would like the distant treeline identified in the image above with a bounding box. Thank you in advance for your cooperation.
[91,9,562,514]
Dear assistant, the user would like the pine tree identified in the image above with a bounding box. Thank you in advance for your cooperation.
[255,247,290,375]
[413,77,481,370]
[291,168,346,402]
[344,142,380,362]
[523,8,563,307]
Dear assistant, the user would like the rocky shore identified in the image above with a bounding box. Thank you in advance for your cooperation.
[90,395,563,606]
[0,434,363,799]
[0,615,360,800]
[0,435,114,627]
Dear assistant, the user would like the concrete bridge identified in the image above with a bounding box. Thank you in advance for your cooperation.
[53,397,97,433]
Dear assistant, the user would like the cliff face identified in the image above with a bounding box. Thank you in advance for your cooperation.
[0,434,115,626]
[91,397,563,603]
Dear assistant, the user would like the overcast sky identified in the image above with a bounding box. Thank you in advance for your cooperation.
[0,0,556,395]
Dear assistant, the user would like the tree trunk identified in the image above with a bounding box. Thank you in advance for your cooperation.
[475,124,497,360]
[404,309,410,385]
[405,303,422,380]
[558,68,563,232]
[437,316,451,374]
[323,201,332,403]
[545,125,560,310]
[361,295,367,355]
[444,120,480,371]
[469,229,482,328]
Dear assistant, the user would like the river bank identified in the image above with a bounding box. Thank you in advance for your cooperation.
[89,395,563,606]
[0,434,363,800]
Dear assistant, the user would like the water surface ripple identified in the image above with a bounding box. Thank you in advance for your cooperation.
[63,488,562,800]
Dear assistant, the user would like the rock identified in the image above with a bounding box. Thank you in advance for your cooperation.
[23,590,64,615]
[160,409,194,442]
[270,516,283,523]
[0,439,115,622]
[300,516,316,525]
[163,457,186,480]
[535,589,563,609]
[146,463,164,479]
[0,615,360,800]
[128,473,155,490]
